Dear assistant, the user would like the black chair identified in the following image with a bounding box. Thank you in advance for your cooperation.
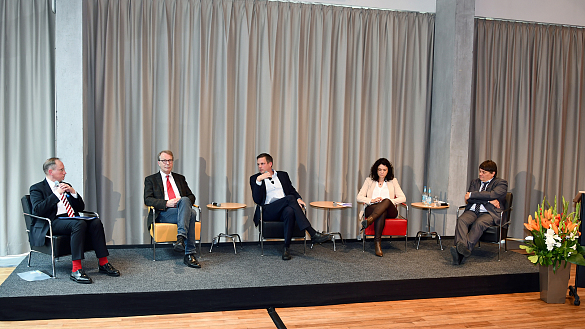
[456,192,513,261]
[257,204,307,255]
[21,195,95,278]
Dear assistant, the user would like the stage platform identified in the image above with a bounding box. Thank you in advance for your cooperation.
[0,238,539,321]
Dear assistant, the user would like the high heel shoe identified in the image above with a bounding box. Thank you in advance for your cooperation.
[361,216,375,230]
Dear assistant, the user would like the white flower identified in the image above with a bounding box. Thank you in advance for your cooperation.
[544,228,561,251]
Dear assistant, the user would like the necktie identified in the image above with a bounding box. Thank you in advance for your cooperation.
[61,194,75,217]
[166,175,176,199]
[55,182,75,217]
[474,182,488,216]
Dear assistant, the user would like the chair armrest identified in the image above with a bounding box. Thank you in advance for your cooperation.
[23,212,54,237]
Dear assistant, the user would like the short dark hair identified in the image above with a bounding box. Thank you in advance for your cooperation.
[257,153,273,164]
[43,157,60,174]
[369,158,394,181]
[158,150,174,160]
[479,160,497,176]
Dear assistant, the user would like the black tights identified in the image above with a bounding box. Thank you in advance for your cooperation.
[364,199,398,239]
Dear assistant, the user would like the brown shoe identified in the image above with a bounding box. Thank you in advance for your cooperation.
[361,216,375,230]
[374,239,383,257]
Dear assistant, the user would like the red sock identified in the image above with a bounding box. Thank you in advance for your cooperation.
[72,260,82,272]
[98,257,109,266]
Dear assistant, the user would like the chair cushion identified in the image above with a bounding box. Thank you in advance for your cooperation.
[365,218,407,236]
[150,222,201,242]
[150,223,178,242]
[480,226,507,243]
[261,221,305,239]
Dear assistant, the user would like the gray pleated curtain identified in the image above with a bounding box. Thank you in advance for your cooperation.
[471,19,585,238]
[83,0,435,244]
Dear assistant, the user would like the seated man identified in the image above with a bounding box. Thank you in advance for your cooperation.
[144,150,201,268]
[250,153,332,260]
[29,158,120,284]
[451,160,508,265]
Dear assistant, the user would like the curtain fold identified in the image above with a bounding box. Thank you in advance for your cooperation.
[0,0,55,255]
[472,19,585,239]
[84,0,435,245]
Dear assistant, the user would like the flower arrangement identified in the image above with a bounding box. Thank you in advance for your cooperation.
[520,196,585,273]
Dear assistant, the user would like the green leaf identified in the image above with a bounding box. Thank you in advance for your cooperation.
[527,255,539,263]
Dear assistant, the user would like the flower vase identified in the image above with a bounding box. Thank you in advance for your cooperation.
[539,261,571,303]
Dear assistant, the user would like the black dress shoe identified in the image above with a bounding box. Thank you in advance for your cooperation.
[311,232,332,244]
[70,269,92,284]
[282,247,291,260]
[450,246,461,265]
[457,241,472,257]
[174,235,186,253]
[184,254,201,268]
[98,262,121,276]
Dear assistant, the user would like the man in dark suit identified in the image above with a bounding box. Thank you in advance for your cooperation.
[250,153,331,260]
[144,150,200,268]
[29,158,120,284]
[451,160,508,265]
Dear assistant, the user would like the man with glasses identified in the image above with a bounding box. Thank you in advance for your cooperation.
[451,160,508,265]
[250,153,332,260]
[29,158,120,283]
[144,150,200,268]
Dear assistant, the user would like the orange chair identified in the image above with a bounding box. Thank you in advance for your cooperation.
[361,202,408,252]
[147,205,201,260]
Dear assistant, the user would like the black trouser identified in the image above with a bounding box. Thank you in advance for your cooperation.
[262,195,311,246]
[52,216,109,261]
[364,199,398,239]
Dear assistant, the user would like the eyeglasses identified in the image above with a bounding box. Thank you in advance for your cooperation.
[158,159,173,164]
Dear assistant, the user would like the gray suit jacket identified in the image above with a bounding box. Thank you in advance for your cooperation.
[465,177,508,224]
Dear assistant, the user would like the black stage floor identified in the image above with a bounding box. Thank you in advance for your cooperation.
[0,238,539,321]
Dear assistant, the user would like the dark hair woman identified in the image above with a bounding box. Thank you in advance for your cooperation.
[356,158,406,257]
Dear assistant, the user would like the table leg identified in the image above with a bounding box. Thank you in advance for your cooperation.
[324,208,344,251]
[415,208,443,250]
[209,209,242,254]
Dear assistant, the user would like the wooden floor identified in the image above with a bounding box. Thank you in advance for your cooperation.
[1,261,584,328]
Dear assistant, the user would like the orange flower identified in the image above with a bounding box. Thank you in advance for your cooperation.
[524,215,540,231]
[552,222,559,234]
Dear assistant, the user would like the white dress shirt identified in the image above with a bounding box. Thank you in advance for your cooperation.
[159,171,181,200]
[46,177,78,216]
[256,170,286,205]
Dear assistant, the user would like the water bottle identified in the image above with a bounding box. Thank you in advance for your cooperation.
[423,186,428,205]
[428,187,432,206]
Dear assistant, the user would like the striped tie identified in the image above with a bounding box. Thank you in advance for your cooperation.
[61,193,75,217]
[55,181,75,217]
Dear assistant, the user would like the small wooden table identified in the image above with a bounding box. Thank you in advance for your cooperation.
[411,202,449,250]
[309,201,352,251]
[207,203,246,254]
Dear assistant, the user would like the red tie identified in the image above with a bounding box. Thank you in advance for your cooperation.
[166,175,176,199]
[61,193,75,217]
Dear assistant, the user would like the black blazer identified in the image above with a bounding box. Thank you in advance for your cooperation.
[465,177,508,224]
[249,171,302,226]
[144,172,196,229]
[29,179,85,246]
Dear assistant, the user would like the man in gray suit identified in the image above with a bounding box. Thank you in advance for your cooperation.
[451,160,508,265]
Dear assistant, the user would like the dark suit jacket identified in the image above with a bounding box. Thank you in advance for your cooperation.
[465,177,508,224]
[29,180,85,247]
[250,171,302,226]
[144,172,196,229]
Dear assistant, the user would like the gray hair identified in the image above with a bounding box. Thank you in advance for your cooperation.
[43,157,60,175]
